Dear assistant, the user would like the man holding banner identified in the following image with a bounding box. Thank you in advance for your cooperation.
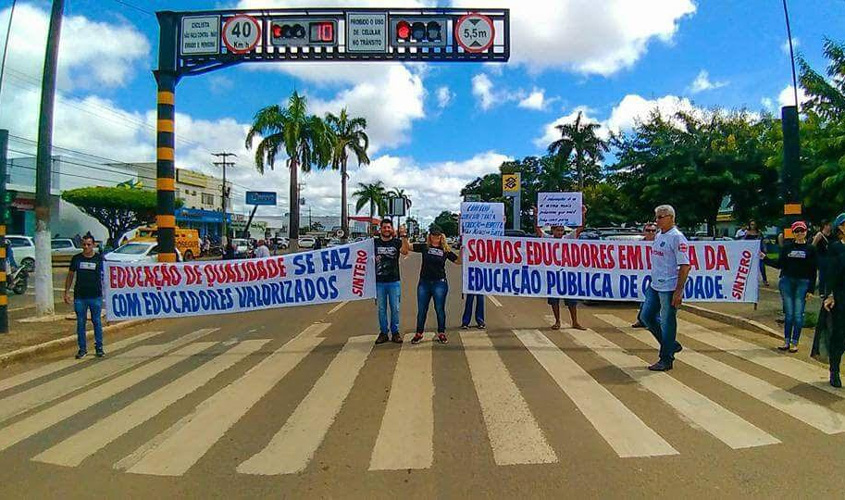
[641,205,690,372]
[374,219,410,345]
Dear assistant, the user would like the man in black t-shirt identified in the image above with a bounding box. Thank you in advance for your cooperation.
[374,219,410,345]
[64,235,105,359]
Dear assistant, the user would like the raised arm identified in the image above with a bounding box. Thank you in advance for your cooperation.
[398,225,410,255]
[533,206,545,238]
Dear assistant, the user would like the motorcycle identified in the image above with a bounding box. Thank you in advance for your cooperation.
[7,266,28,295]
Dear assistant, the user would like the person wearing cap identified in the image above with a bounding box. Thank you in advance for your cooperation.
[534,205,587,330]
[410,224,460,344]
[632,222,658,328]
[763,220,818,353]
[822,213,845,387]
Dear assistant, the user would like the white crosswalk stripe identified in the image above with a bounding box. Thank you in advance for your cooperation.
[32,339,270,467]
[514,329,677,457]
[460,331,558,466]
[369,333,434,471]
[597,314,845,434]
[116,323,329,477]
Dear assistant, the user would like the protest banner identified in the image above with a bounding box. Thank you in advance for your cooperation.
[537,192,582,227]
[461,202,505,236]
[462,236,760,303]
[104,240,376,321]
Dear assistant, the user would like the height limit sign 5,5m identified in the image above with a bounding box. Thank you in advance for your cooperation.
[455,13,494,53]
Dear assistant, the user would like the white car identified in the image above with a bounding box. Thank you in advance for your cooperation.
[231,238,251,257]
[6,235,35,271]
[298,236,316,249]
[272,237,289,249]
[104,242,182,263]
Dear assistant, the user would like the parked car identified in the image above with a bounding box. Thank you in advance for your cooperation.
[272,237,289,249]
[601,233,645,241]
[231,238,251,258]
[299,236,316,249]
[504,229,528,237]
[6,235,35,271]
[326,238,342,248]
[104,242,182,263]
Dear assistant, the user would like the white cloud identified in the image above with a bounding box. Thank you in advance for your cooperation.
[689,70,728,93]
[436,86,455,109]
[0,3,149,91]
[777,85,810,108]
[452,0,696,75]
[782,37,800,55]
[518,88,557,111]
[761,97,775,111]
[472,73,497,110]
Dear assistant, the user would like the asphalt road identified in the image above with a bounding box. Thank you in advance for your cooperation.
[1,254,844,499]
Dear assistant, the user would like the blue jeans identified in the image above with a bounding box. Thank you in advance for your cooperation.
[417,279,448,334]
[376,281,401,335]
[462,294,485,327]
[75,298,103,352]
[641,286,681,364]
[779,276,810,344]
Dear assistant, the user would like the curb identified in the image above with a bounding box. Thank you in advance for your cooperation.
[0,319,154,368]
[681,304,782,340]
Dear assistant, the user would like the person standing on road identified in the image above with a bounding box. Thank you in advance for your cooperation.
[744,220,769,287]
[374,219,410,345]
[813,220,832,295]
[822,213,845,387]
[763,221,818,353]
[641,205,690,372]
[632,222,658,328]
[63,235,105,359]
[411,225,460,345]
[223,239,236,260]
[534,205,587,330]
[254,239,271,259]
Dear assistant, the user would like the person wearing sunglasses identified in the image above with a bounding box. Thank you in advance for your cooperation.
[762,221,818,353]
[632,222,658,328]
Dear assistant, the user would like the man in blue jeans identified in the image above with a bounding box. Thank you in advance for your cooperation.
[63,235,105,359]
[373,219,409,345]
[641,205,691,371]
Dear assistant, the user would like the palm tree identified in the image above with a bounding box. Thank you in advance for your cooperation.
[353,181,387,235]
[547,111,609,191]
[326,109,370,241]
[245,91,333,249]
[388,187,412,226]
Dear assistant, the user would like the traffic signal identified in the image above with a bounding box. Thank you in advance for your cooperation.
[390,17,447,48]
[270,19,337,47]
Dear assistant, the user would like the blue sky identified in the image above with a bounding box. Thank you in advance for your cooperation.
[0,0,843,225]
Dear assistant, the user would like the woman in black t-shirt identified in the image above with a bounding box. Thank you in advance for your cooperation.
[411,226,459,344]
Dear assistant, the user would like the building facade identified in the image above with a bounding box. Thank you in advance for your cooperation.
[174,168,232,238]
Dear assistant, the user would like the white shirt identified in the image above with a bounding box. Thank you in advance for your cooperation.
[254,245,271,259]
[650,226,690,292]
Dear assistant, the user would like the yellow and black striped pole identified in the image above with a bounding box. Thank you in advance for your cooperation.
[0,129,9,333]
[154,12,179,263]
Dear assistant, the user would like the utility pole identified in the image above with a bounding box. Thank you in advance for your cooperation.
[0,0,18,109]
[213,152,235,242]
[0,129,9,333]
[780,0,802,239]
[34,0,64,317]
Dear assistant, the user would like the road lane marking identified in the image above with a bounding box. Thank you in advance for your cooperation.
[118,323,330,476]
[676,319,842,397]
[599,314,845,435]
[514,329,678,457]
[460,331,557,466]
[0,328,218,424]
[238,336,373,475]
[369,333,433,471]
[328,301,348,315]
[569,328,779,449]
[488,296,503,308]
[0,330,166,394]
[33,339,270,467]
[0,342,217,453]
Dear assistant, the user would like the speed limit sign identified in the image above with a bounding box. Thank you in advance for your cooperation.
[222,15,260,54]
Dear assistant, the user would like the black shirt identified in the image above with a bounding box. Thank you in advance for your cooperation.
[825,240,845,298]
[375,238,402,283]
[70,253,103,299]
[765,241,818,294]
[412,243,458,281]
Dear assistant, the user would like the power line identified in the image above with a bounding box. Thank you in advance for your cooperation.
[109,0,155,17]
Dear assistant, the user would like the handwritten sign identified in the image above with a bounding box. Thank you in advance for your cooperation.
[537,192,582,227]
[461,202,505,236]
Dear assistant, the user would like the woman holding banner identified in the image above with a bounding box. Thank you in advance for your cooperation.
[823,213,845,387]
[411,225,460,345]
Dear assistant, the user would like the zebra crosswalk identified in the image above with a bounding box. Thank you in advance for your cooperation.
[1,313,844,478]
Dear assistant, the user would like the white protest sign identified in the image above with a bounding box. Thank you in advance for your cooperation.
[461,202,505,236]
[537,192,582,227]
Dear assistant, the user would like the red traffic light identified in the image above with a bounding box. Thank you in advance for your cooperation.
[396,20,411,40]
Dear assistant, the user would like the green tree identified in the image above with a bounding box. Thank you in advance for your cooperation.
[61,186,183,248]
[433,211,459,237]
[582,182,630,227]
[353,181,387,234]
[547,111,609,190]
[245,91,333,248]
[326,108,369,241]
[798,38,845,120]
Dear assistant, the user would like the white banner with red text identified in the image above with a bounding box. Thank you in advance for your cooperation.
[461,236,760,302]
[104,240,376,321]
